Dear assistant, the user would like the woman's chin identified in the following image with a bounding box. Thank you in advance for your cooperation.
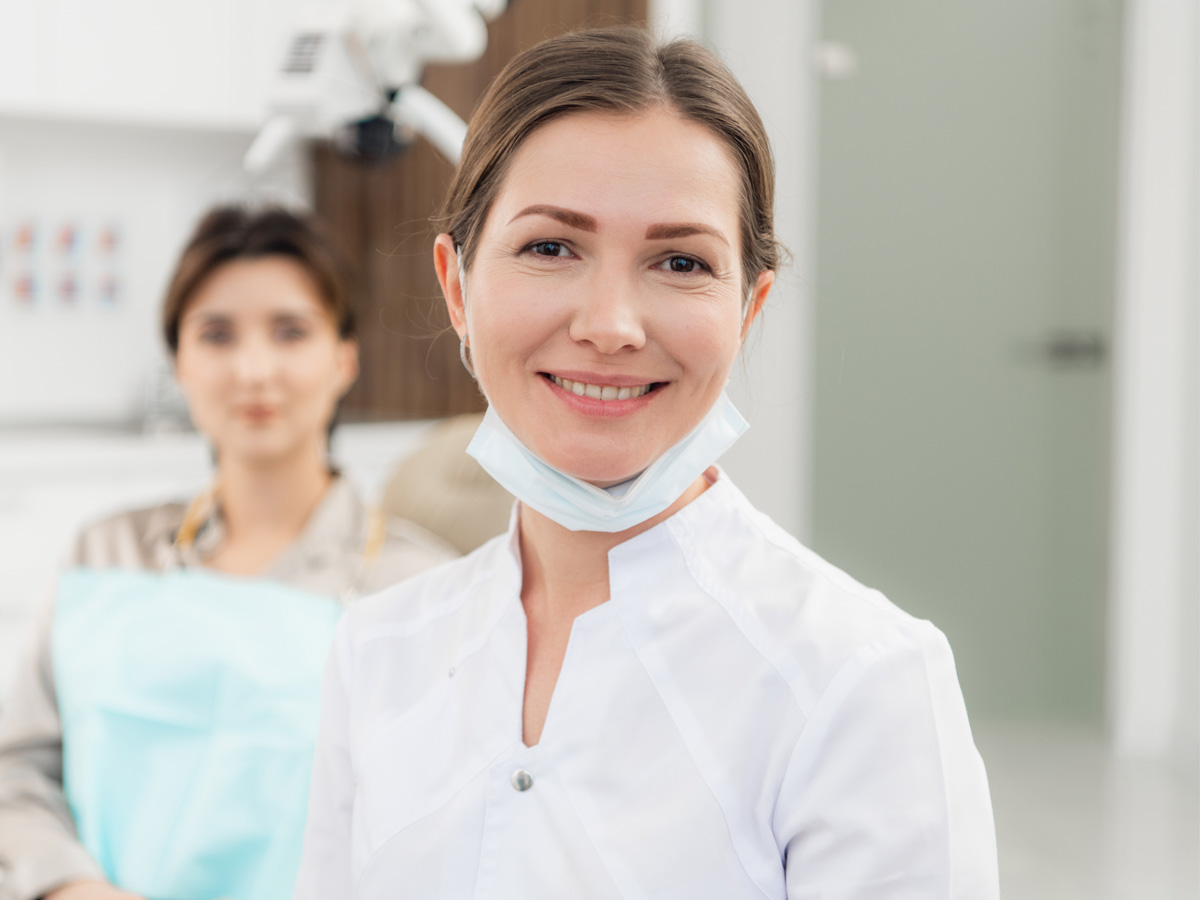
[537,441,662,489]
[526,434,660,488]
[550,457,649,489]
[210,431,318,469]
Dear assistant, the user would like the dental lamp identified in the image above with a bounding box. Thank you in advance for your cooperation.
[244,0,507,173]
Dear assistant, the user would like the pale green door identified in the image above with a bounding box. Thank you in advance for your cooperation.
[813,0,1121,724]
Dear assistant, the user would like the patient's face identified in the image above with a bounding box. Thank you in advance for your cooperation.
[174,256,357,467]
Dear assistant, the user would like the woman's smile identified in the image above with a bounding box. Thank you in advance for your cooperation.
[547,374,655,401]
[542,372,665,419]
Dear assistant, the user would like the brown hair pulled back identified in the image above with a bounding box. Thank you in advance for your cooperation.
[162,205,356,355]
[438,26,779,293]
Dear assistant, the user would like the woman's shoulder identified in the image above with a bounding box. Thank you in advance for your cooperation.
[362,514,463,592]
[67,499,189,570]
[287,475,454,595]
[379,514,460,558]
[677,475,901,610]
[346,531,515,646]
[682,477,946,692]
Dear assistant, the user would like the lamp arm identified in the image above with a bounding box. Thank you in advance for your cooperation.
[390,84,468,164]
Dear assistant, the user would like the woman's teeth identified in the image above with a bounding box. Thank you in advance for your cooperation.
[550,375,652,401]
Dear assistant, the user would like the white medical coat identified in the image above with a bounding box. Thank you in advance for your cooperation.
[296,473,999,898]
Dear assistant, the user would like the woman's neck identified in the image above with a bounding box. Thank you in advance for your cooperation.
[517,469,715,625]
[516,468,717,747]
[208,445,333,574]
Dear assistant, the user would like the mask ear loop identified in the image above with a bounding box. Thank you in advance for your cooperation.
[455,246,476,379]
[459,338,476,379]
[740,279,764,339]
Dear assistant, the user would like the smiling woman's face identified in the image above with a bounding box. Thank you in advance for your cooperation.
[437,109,772,487]
[174,256,358,468]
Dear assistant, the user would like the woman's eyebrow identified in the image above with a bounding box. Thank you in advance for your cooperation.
[184,312,231,326]
[509,205,597,231]
[508,206,729,246]
[645,223,729,245]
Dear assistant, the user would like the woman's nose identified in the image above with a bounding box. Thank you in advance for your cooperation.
[567,274,647,354]
[232,338,277,383]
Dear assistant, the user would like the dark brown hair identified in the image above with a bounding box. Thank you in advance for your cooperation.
[162,205,356,354]
[438,26,779,292]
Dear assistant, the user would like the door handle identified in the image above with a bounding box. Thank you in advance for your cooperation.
[1014,331,1108,367]
[1043,332,1107,366]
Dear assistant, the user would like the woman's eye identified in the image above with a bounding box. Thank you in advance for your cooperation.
[275,324,310,342]
[660,255,707,274]
[529,241,570,258]
[198,328,232,345]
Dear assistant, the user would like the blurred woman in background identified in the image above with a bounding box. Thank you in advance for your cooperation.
[0,206,457,900]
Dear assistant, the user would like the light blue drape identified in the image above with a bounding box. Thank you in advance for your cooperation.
[54,568,342,900]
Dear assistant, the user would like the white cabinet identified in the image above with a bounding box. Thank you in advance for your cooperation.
[0,0,298,129]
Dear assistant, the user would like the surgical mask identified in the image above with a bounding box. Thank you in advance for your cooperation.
[466,392,748,533]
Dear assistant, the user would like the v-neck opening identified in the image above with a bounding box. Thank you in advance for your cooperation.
[518,599,613,750]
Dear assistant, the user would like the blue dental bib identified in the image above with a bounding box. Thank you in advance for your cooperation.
[53,568,342,900]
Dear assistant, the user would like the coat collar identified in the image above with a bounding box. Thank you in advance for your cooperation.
[162,475,370,576]
[495,467,739,584]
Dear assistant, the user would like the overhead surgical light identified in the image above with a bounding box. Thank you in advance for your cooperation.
[244,0,507,174]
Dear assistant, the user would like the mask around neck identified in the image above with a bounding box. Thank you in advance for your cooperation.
[466,392,748,533]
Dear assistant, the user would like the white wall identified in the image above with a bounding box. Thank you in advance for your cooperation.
[1183,3,1200,776]
[651,0,819,541]
[0,0,304,426]
[1110,0,1199,767]
[0,118,308,425]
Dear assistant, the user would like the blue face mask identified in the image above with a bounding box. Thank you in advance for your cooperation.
[466,392,748,533]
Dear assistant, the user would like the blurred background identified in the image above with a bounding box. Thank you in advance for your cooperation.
[0,0,1195,895]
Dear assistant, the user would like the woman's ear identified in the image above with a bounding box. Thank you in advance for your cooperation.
[434,234,468,339]
[171,349,194,401]
[740,270,774,343]
[336,338,360,398]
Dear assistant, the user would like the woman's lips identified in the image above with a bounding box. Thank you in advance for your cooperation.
[541,372,664,417]
[238,405,277,423]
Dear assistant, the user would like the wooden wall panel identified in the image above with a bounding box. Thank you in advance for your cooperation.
[314,0,648,421]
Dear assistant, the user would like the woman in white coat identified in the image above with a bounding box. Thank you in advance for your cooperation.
[297,27,999,899]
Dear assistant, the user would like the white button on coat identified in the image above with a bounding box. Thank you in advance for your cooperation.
[296,472,999,899]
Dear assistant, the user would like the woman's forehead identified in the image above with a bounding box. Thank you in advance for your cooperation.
[486,110,743,238]
[181,257,330,321]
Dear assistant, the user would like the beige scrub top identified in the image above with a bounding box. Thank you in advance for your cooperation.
[0,476,458,900]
